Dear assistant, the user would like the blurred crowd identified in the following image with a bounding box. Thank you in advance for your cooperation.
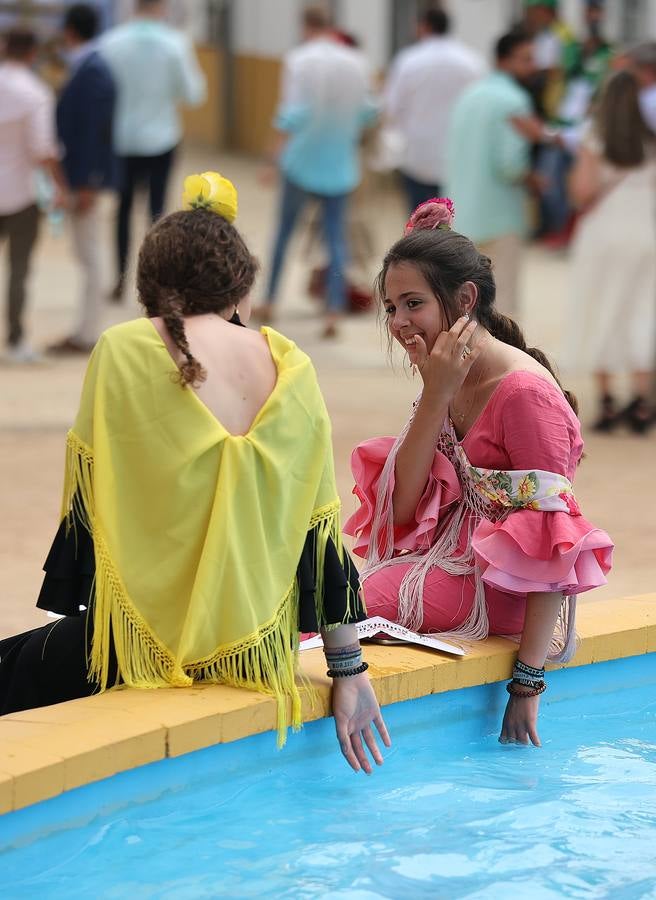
[1,0,655,431]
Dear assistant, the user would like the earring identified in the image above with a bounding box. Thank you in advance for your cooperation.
[229,307,244,327]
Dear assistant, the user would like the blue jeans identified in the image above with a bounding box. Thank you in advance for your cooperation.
[400,172,440,215]
[535,144,573,236]
[267,177,348,312]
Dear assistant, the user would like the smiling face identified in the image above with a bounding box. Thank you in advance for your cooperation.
[384,262,449,364]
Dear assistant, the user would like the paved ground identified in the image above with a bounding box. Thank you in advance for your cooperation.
[1,148,654,638]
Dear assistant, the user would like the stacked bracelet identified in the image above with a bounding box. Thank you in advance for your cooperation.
[328,662,369,678]
[507,681,546,697]
[325,642,367,678]
[507,658,547,697]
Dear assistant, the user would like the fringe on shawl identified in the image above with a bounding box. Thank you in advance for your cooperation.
[62,430,350,747]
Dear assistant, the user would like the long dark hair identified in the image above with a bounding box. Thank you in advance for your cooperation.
[137,209,258,387]
[596,69,652,168]
[376,227,578,415]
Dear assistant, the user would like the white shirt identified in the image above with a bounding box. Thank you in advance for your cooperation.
[384,36,485,183]
[280,38,372,118]
[0,62,57,215]
[276,38,377,195]
[640,84,656,134]
[100,18,206,156]
[533,30,563,70]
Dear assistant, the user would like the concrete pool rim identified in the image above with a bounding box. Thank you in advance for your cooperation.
[0,594,654,815]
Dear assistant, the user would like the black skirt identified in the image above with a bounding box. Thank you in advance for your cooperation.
[0,510,364,716]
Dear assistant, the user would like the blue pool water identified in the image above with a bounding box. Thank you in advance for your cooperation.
[1,654,655,899]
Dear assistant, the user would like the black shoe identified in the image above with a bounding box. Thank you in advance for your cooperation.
[620,395,654,435]
[109,277,125,303]
[592,393,619,433]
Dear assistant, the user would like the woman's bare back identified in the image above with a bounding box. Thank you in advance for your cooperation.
[151,315,278,436]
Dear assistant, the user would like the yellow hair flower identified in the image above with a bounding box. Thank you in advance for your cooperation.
[182,171,238,222]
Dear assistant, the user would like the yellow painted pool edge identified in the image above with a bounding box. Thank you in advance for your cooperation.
[0,594,654,815]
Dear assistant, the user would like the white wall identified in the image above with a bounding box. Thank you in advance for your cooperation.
[226,0,656,64]
[451,0,517,64]
[340,0,392,71]
[231,0,300,56]
[643,1,656,42]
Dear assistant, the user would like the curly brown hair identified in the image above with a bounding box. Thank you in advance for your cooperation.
[376,228,578,415]
[137,209,258,386]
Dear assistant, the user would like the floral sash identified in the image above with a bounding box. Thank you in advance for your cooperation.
[453,441,582,517]
[360,415,578,661]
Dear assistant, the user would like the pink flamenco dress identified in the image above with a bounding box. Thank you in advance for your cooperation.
[344,371,614,661]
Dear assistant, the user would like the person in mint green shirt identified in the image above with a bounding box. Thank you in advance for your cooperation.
[446,30,538,318]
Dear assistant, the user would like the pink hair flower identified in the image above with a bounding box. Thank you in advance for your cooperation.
[404,197,456,235]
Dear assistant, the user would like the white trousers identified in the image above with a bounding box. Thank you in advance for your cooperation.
[70,203,103,346]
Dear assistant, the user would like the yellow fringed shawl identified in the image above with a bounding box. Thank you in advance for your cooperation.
[62,319,350,743]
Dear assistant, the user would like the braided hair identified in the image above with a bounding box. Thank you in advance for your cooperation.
[137,209,258,387]
[376,227,578,414]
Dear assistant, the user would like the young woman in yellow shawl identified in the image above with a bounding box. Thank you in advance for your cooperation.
[0,173,390,774]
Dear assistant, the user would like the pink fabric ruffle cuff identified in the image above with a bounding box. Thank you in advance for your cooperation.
[472,509,613,596]
[343,438,461,558]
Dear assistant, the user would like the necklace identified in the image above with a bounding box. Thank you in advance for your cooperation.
[449,337,492,425]
[450,364,485,424]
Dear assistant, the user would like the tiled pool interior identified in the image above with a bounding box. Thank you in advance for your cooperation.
[1,653,654,898]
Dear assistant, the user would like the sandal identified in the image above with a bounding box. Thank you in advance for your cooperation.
[620,395,654,435]
[592,393,619,433]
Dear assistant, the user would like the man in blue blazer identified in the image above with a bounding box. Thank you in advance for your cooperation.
[49,3,116,355]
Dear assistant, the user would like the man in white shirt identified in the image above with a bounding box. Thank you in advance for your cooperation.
[0,28,64,363]
[100,0,206,300]
[384,8,484,213]
[257,6,376,338]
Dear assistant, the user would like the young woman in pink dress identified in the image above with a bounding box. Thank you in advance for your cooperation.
[344,199,613,747]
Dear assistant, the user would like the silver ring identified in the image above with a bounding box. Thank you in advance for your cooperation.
[462,345,472,359]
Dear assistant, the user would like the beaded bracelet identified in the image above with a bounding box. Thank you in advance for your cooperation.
[506,680,546,698]
[327,661,369,678]
[324,643,366,678]
[514,659,545,680]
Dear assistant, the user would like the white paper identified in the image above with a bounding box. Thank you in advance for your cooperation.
[299,616,465,657]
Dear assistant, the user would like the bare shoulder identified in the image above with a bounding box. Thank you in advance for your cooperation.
[501,345,561,391]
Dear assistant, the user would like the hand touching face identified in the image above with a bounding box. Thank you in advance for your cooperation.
[384,262,448,366]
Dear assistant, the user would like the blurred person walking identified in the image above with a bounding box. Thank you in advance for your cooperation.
[523,0,577,121]
[100,0,206,301]
[0,28,65,364]
[48,3,117,356]
[383,7,484,213]
[446,30,546,318]
[523,0,579,247]
[255,5,377,339]
[567,70,656,434]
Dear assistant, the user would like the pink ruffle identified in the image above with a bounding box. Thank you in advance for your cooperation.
[343,438,462,558]
[472,509,613,596]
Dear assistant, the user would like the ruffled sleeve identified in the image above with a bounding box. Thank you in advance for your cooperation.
[343,437,462,558]
[471,381,613,596]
